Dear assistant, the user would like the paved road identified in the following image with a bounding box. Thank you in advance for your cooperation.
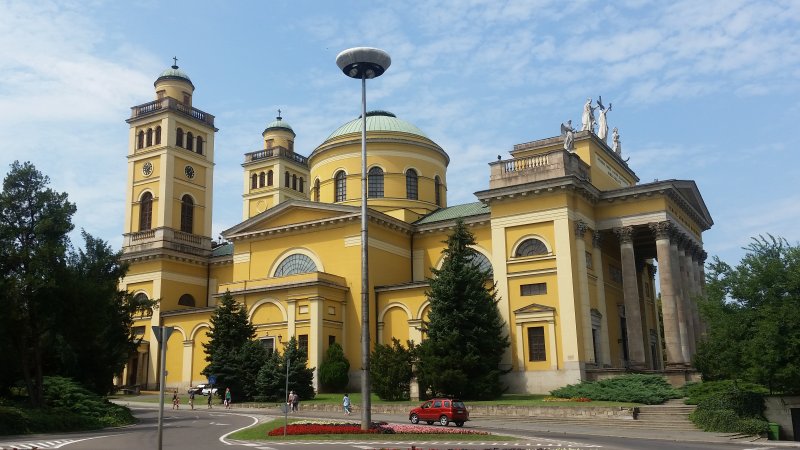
[2,403,798,450]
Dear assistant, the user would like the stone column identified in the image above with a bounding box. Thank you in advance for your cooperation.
[669,231,691,364]
[677,238,697,359]
[182,339,194,388]
[650,221,684,366]
[309,296,324,391]
[687,245,702,349]
[592,231,612,367]
[575,221,595,364]
[697,250,708,337]
[647,263,664,369]
[615,226,646,368]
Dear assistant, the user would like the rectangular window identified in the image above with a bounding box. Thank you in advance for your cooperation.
[520,283,547,296]
[133,326,145,336]
[328,335,335,346]
[585,251,593,269]
[298,334,309,356]
[260,337,275,355]
[527,326,546,361]
[609,265,623,283]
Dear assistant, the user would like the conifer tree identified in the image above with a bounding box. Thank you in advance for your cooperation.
[417,219,509,399]
[318,342,349,392]
[202,291,257,401]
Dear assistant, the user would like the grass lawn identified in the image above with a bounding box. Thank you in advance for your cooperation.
[111,392,639,408]
[228,418,516,441]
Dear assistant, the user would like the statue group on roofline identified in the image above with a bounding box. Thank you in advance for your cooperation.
[561,96,622,158]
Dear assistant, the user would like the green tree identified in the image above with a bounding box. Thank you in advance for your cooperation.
[54,231,155,394]
[417,219,509,400]
[202,291,257,401]
[0,161,76,406]
[254,350,284,401]
[695,236,800,393]
[371,338,414,400]
[254,336,315,402]
[318,342,350,392]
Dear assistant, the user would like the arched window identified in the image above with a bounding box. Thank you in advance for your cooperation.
[146,128,153,147]
[251,174,258,189]
[292,174,297,190]
[139,192,153,231]
[155,126,161,145]
[368,167,384,198]
[176,128,184,147]
[196,137,203,154]
[406,169,418,200]
[299,177,304,193]
[285,171,290,187]
[186,132,194,151]
[267,170,273,186]
[180,194,194,233]
[274,254,317,277]
[137,131,144,149]
[314,179,320,202]
[259,172,265,188]
[466,251,493,276]
[335,171,346,202]
[133,292,149,305]
[434,176,442,206]
[515,238,549,257]
[178,294,195,307]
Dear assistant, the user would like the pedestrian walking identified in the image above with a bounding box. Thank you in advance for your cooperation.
[342,393,351,415]
[207,390,212,409]
[188,389,195,410]
[172,390,179,410]
[224,387,232,409]
[292,391,299,412]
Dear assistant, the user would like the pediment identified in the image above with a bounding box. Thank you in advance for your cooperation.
[222,200,360,239]
[513,303,555,314]
[672,181,714,229]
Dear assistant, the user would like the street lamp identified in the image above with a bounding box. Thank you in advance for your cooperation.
[335,47,391,431]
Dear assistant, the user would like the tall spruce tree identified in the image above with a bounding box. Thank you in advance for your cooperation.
[202,291,257,401]
[417,219,509,399]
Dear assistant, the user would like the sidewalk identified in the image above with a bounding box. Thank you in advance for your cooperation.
[114,399,800,447]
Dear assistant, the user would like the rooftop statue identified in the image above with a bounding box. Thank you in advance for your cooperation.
[597,98,612,143]
[581,98,597,132]
[561,120,576,151]
[612,127,622,155]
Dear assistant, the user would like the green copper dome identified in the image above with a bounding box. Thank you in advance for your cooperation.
[324,111,428,141]
[263,114,295,137]
[155,64,194,88]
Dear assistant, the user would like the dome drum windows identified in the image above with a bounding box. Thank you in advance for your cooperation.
[334,171,347,202]
[434,176,442,206]
[406,169,418,200]
[178,293,195,307]
[368,167,384,198]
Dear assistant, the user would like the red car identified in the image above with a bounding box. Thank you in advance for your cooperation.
[409,398,469,427]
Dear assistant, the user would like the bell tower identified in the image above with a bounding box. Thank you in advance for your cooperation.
[123,59,218,255]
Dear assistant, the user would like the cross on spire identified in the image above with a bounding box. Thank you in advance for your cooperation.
[277,109,282,120]
[172,56,179,68]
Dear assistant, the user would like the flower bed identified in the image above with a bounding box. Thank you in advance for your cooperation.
[268,421,489,437]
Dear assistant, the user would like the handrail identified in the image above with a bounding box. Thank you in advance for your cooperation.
[131,98,215,127]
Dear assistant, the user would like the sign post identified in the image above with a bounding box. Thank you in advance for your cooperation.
[152,325,174,450]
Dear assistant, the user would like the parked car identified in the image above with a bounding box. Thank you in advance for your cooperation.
[409,398,469,427]
[187,383,218,396]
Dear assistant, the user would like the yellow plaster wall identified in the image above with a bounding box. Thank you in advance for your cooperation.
[381,306,410,344]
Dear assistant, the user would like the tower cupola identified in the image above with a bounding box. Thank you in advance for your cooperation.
[154,57,195,106]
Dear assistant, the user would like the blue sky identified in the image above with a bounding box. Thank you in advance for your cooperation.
[1,0,799,266]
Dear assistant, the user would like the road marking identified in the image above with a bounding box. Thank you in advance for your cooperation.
[219,413,261,445]
[0,435,111,449]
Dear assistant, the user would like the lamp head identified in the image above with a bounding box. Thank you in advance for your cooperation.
[336,47,391,79]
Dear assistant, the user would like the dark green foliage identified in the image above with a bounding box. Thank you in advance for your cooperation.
[684,380,768,405]
[0,161,76,406]
[318,342,350,392]
[695,236,800,394]
[0,377,135,435]
[688,381,769,435]
[550,374,681,404]
[371,338,414,400]
[202,291,259,402]
[417,220,510,400]
[254,337,316,402]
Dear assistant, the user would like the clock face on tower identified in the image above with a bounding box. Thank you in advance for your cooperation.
[142,161,153,177]
[184,165,195,179]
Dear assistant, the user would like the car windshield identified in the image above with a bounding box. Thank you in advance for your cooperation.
[453,401,465,408]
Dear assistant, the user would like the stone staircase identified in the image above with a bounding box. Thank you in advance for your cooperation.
[634,399,698,431]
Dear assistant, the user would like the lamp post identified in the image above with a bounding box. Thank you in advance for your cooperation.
[335,47,391,431]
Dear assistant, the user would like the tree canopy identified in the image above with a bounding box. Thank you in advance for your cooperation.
[416,219,509,399]
[695,235,800,393]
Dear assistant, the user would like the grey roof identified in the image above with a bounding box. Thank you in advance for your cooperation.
[414,202,490,225]
[264,116,295,136]
[211,242,233,257]
[155,65,194,88]
[325,111,428,141]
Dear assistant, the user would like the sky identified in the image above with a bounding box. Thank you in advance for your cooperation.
[1,0,799,267]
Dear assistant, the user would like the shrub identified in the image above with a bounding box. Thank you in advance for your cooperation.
[371,338,413,401]
[684,380,768,405]
[41,376,134,427]
[688,381,769,435]
[550,374,680,404]
[318,343,350,392]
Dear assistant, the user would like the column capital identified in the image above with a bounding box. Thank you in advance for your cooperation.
[575,220,588,238]
[649,221,673,240]
[677,234,691,252]
[614,226,635,244]
[699,250,708,263]
[592,230,602,248]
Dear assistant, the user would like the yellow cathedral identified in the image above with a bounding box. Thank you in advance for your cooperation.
[119,63,713,394]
